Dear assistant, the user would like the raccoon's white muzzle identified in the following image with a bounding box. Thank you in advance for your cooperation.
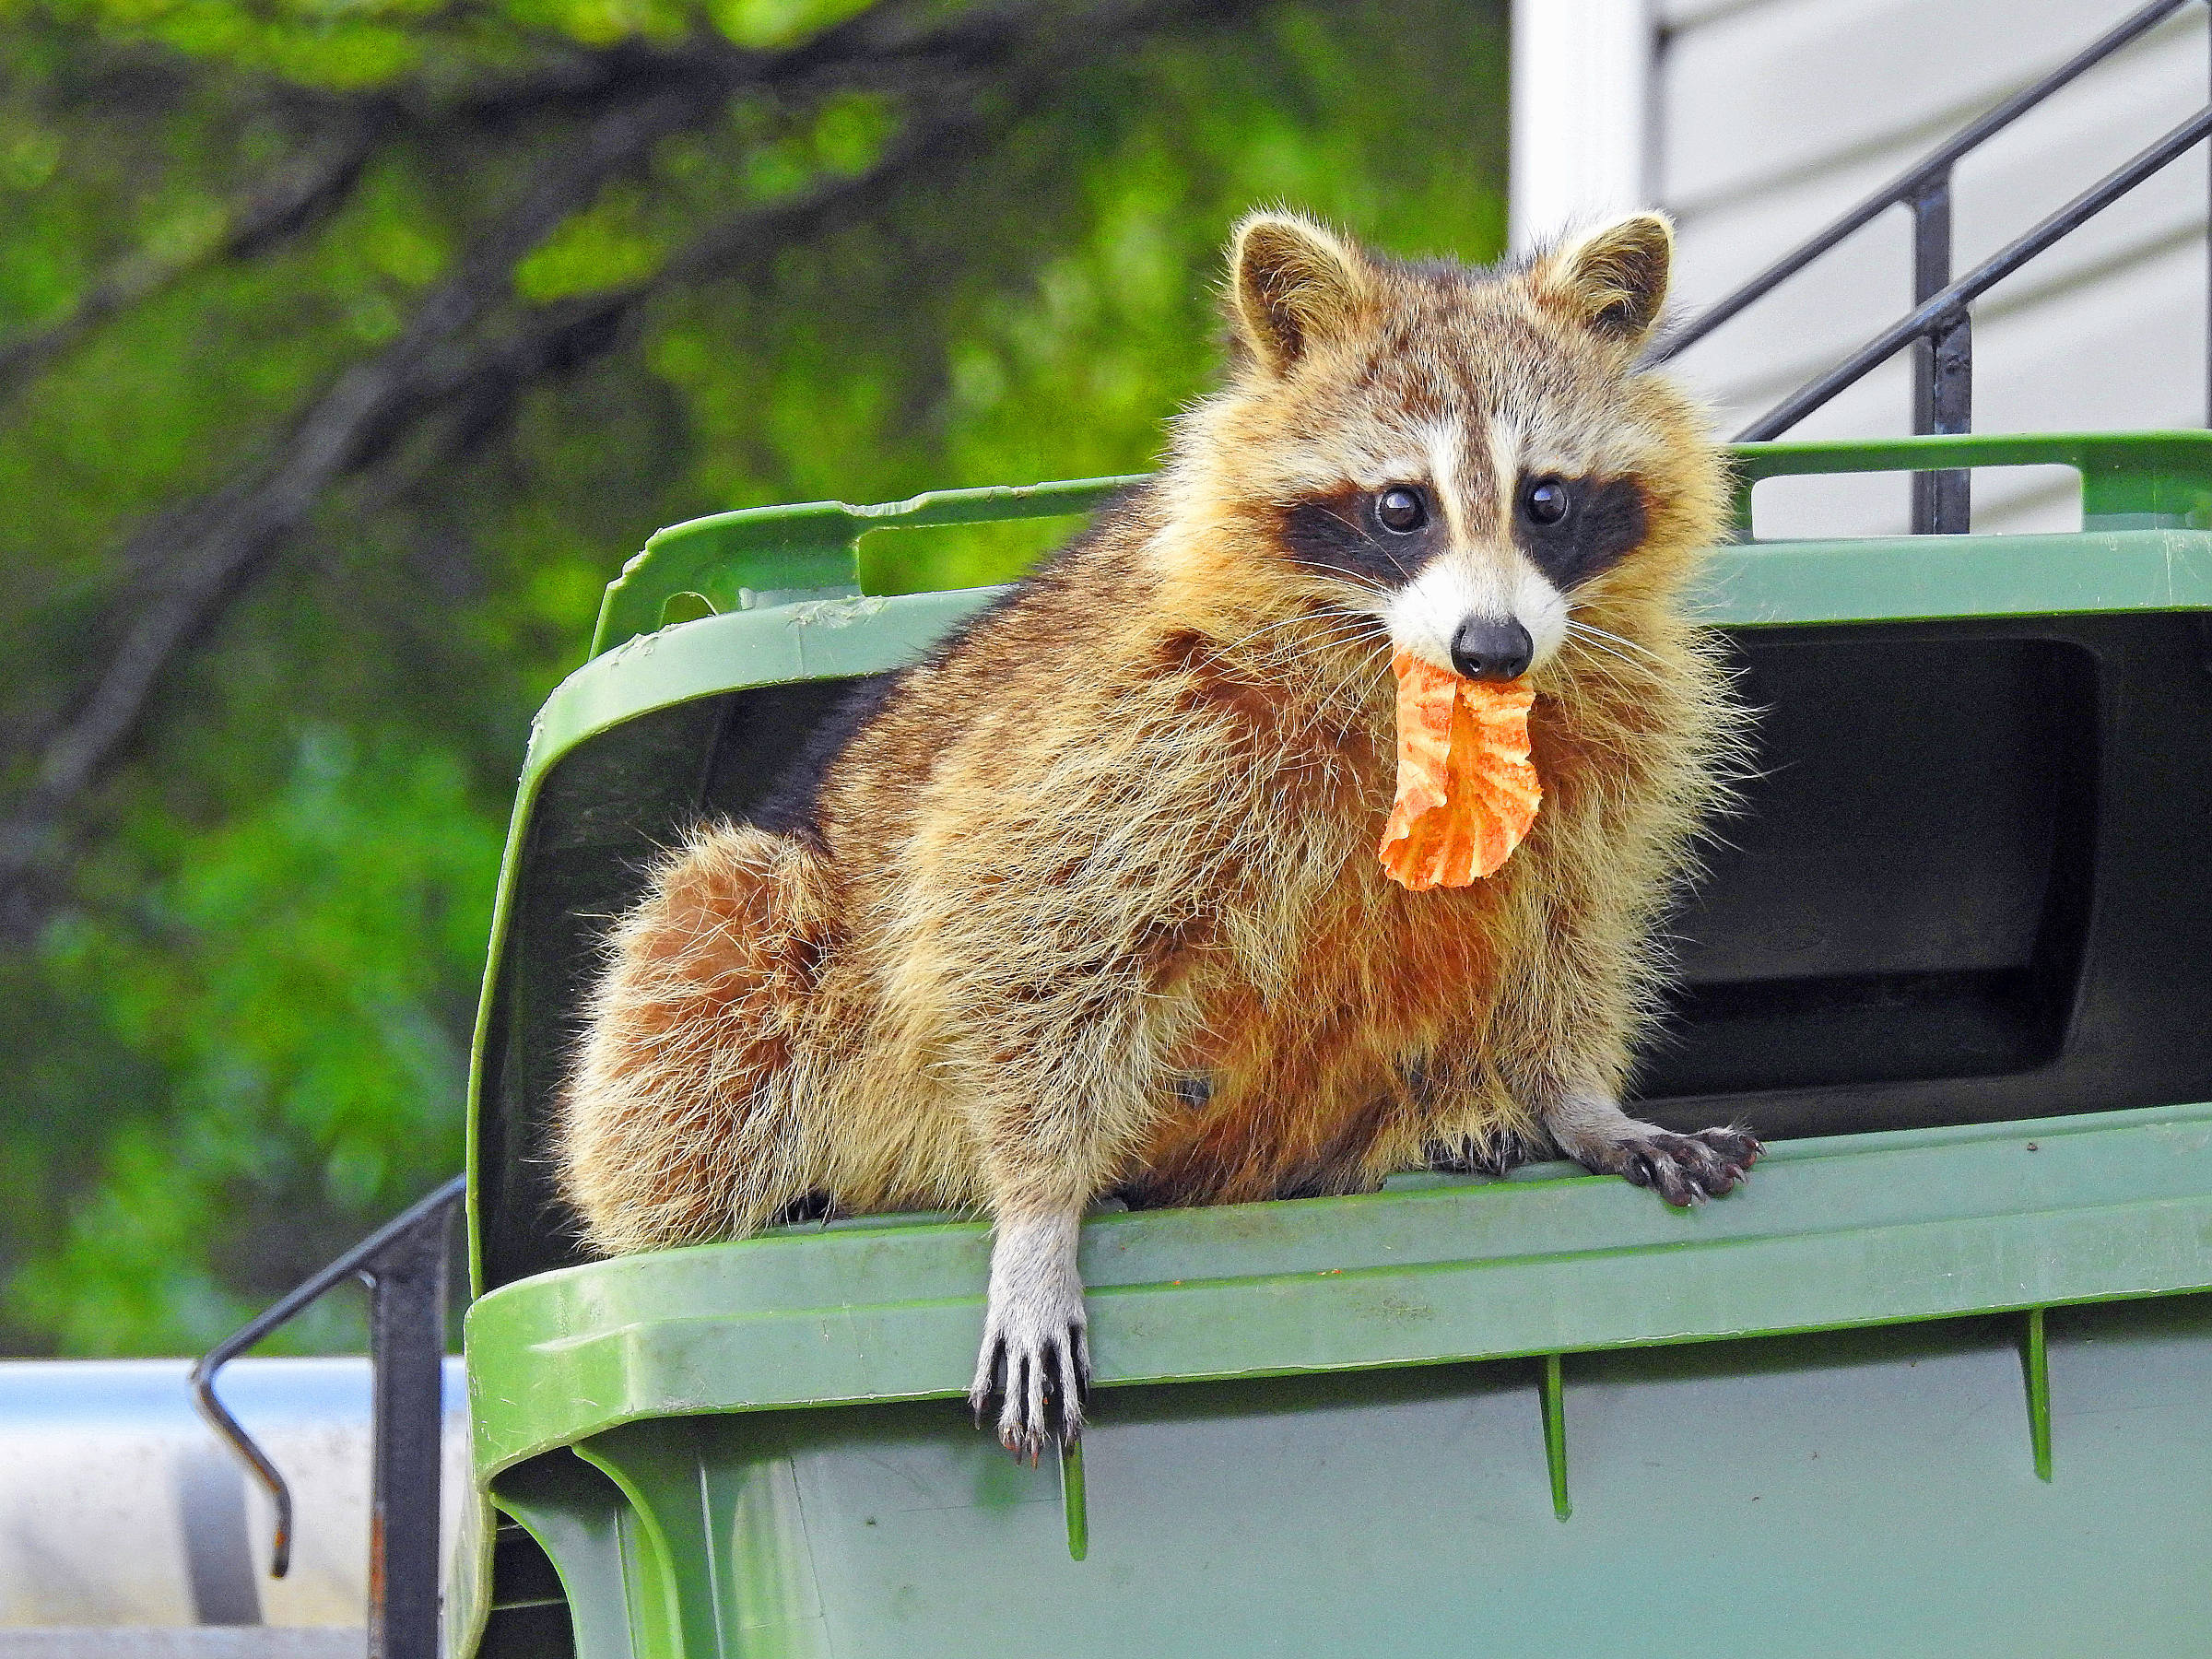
[1382,547,1568,679]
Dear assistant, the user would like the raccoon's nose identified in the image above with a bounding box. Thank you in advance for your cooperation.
[1450,617,1534,682]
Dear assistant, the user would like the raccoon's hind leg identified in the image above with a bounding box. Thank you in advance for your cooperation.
[559,823,837,1254]
[1542,1086,1760,1207]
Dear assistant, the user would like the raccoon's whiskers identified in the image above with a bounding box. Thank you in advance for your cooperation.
[1557,647,1644,701]
[1280,634,1391,752]
[1565,633,1640,675]
[1563,620,1656,677]
[1566,618,1663,664]
[1249,621,1391,680]
[1273,624,1390,688]
[1216,607,1381,660]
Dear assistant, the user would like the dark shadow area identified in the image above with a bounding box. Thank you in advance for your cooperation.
[1642,629,2100,1100]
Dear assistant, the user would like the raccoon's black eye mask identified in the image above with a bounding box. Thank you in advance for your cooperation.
[1278,473,1648,596]
[1278,487,1447,589]
[1512,472,1648,591]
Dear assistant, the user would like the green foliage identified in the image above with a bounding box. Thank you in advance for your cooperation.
[0,0,1506,1352]
[16,731,497,1353]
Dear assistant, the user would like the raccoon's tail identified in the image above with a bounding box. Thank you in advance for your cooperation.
[558,821,838,1255]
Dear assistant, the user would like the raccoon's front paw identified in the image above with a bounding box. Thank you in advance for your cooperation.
[969,1304,1089,1465]
[970,1208,1090,1463]
[1596,1124,1762,1206]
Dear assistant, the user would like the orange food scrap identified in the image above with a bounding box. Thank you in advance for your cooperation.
[1377,651,1541,890]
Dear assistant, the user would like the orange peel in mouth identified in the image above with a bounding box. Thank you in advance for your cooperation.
[1378,651,1541,890]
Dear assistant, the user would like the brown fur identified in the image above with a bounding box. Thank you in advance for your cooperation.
[560,213,1744,1410]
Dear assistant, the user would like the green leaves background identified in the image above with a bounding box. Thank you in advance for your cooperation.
[0,0,1506,1352]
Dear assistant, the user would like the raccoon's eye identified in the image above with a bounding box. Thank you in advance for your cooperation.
[1375,486,1428,534]
[1521,477,1572,527]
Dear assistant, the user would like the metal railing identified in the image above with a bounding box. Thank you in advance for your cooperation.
[1653,0,2212,533]
[191,1175,464,1659]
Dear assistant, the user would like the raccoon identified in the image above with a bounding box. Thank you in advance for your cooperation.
[558,208,1758,1460]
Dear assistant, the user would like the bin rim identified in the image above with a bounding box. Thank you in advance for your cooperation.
[464,1098,2212,1478]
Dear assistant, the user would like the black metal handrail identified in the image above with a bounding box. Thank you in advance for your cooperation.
[189,1173,464,1659]
[1735,104,2212,442]
[1655,0,2211,532]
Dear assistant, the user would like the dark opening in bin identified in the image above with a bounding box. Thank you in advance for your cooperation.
[1643,629,2099,1096]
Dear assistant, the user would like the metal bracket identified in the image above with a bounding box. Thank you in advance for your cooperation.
[189,1174,465,1659]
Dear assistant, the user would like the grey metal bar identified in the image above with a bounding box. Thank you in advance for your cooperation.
[365,1213,452,1659]
[1911,177,1971,533]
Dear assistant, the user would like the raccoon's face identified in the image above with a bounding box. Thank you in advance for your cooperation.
[1196,209,1699,684]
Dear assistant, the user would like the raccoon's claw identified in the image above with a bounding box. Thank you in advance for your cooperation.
[969,1321,1089,1464]
[1615,1124,1762,1206]
[1425,1127,1548,1177]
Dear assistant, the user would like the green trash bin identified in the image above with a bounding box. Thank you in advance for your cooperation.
[453,432,2212,1659]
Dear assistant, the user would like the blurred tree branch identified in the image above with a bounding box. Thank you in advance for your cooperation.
[0,0,1262,937]
[0,0,1512,1352]
[0,0,1004,413]
[0,119,382,406]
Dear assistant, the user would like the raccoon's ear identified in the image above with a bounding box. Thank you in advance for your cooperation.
[1536,212,1674,348]
[1228,212,1370,374]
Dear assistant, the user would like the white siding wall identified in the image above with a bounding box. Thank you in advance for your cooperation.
[1517,0,2211,535]
[1512,0,1657,247]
